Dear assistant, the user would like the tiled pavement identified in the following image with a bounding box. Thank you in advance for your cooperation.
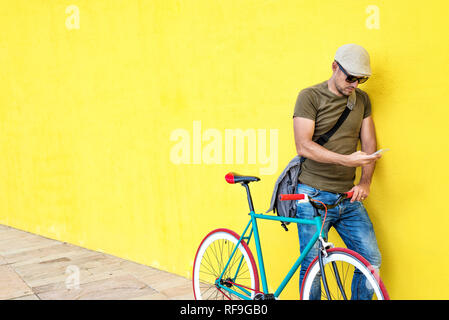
[0,224,194,300]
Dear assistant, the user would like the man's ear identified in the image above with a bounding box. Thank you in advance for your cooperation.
[331,60,338,73]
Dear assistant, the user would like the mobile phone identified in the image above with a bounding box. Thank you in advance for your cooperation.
[371,148,390,156]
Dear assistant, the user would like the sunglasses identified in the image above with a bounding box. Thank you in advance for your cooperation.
[335,61,369,84]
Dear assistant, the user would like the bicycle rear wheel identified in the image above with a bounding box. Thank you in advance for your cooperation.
[192,228,259,300]
[301,248,389,300]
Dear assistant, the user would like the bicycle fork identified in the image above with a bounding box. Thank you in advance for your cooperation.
[315,208,348,300]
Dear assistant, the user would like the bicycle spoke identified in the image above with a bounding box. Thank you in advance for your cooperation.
[194,230,258,300]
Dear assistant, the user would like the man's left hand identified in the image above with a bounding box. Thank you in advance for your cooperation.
[348,183,370,203]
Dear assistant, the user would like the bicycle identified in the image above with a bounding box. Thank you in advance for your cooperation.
[192,172,390,300]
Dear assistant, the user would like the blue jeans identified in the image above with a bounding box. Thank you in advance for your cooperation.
[296,183,381,300]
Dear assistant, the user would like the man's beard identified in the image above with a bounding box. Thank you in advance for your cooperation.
[336,83,354,96]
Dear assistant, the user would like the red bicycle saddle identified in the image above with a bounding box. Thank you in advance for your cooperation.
[225,172,260,184]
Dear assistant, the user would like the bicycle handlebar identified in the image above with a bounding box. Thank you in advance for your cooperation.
[279,191,354,202]
[279,194,306,201]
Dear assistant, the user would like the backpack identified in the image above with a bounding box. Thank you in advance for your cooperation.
[266,155,305,231]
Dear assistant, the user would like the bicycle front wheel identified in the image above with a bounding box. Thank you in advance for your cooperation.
[301,248,389,300]
[192,228,259,300]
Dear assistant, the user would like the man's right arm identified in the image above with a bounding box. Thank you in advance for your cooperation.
[293,116,380,167]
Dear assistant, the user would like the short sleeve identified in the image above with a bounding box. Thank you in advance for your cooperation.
[293,89,317,120]
[363,92,372,119]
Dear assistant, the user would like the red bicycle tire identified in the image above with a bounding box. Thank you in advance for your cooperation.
[192,228,260,300]
[300,247,390,300]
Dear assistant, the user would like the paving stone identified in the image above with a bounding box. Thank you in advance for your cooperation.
[0,224,194,300]
[10,294,40,300]
[36,274,156,300]
[0,265,33,299]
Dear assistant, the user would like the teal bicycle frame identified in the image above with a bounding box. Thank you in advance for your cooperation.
[215,209,323,300]
[209,177,371,300]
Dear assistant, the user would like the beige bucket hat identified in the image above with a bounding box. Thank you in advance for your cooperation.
[334,44,372,77]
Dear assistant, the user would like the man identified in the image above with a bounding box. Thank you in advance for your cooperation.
[293,44,382,300]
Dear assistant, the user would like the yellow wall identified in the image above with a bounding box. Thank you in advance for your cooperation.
[1,0,448,299]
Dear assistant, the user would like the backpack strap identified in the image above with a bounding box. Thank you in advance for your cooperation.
[314,90,356,146]
[314,107,351,146]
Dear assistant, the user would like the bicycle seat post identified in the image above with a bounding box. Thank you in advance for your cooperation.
[240,182,255,213]
[224,172,260,213]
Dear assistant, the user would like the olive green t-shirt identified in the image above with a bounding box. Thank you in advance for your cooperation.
[293,81,372,193]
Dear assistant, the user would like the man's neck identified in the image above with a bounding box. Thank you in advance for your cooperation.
[327,78,343,97]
